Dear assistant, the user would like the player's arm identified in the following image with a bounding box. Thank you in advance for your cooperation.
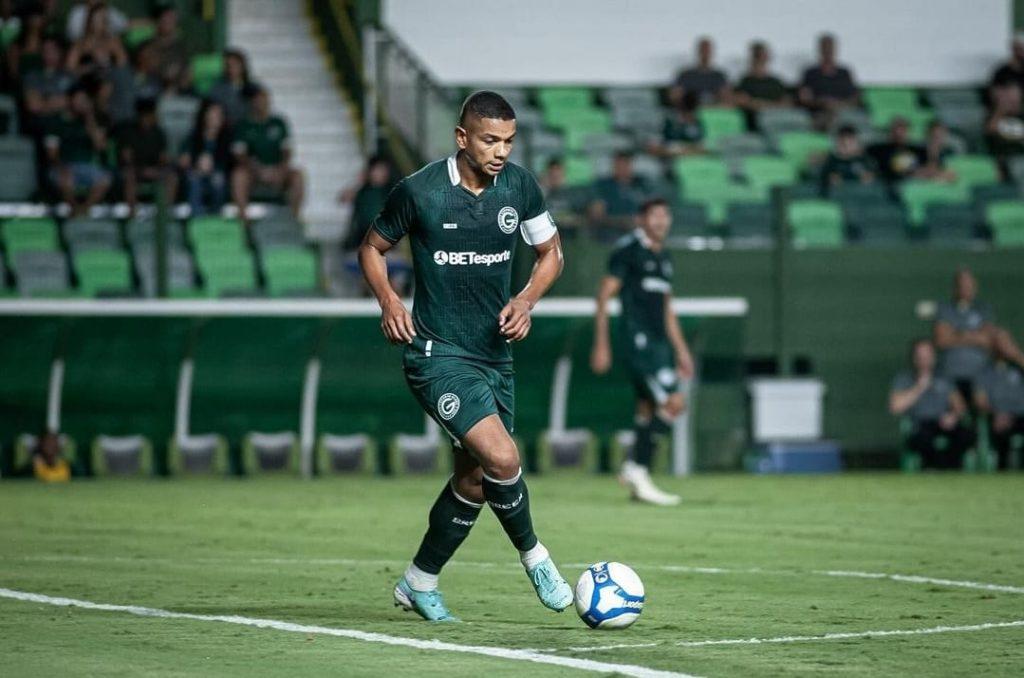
[590,274,621,374]
[500,231,563,342]
[359,181,416,344]
[664,293,694,379]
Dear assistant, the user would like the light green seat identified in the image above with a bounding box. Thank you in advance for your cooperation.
[743,156,799,199]
[562,113,614,151]
[74,249,133,297]
[673,156,730,187]
[3,217,59,258]
[191,53,224,96]
[947,155,1000,188]
[262,246,318,297]
[189,216,246,255]
[864,87,919,114]
[900,180,970,225]
[123,24,156,49]
[698,107,746,150]
[563,155,595,186]
[775,132,831,170]
[986,200,1024,247]
[537,87,593,112]
[197,250,258,297]
[788,199,845,248]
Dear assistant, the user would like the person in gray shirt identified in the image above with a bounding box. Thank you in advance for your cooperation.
[974,360,1024,469]
[890,339,973,469]
[670,36,732,106]
[933,268,1024,400]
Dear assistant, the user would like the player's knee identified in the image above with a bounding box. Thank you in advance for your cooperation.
[452,468,484,504]
[482,439,521,481]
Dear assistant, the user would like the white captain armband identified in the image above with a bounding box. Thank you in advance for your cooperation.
[520,210,558,246]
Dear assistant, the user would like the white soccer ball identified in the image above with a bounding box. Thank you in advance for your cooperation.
[574,562,645,629]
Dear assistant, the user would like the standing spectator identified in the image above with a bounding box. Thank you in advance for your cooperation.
[889,339,973,470]
[734,41,791,127]
[867,117,925,185]
[230,85,305,221]
[117,97,176,217]
[150,5,190,93]
[985,81,1024,168]
[44,84,111,215]
[820,125,875,193]
[799,33,860,130]
[66,2,127,78]
[108,38,162,125]
[6,2,47,83]
[341,155,395,253]
[974,360,1024,470]
[989,32,1024,95]
[671,36,731,106]
[207,48,253,126]
[66,0,127,43]
[652,90,705,157]
[587,151,653,242]
[180,99,232,216]
[22,35,73,133]
[31,430,70,482]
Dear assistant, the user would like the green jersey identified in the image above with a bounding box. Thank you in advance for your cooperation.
[232,115,291,165]
[372,154,557,364]
[608,230,673,352]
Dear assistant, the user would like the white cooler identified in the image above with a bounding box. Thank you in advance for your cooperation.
[747,378,826,442]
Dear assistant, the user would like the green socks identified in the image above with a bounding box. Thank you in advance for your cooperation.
[412,480,482,575]
[482,468,538,552]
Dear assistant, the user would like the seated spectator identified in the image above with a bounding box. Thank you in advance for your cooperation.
[889,339,973,470]
[985,81,1024,166]
[31,430,70,482]
[670,36,731,107]
[934,268,1024,398]
[108,38,162,125]
[652,91,705,157]
[66,0,126,43]
[22,35,73,134]
[341,155,395,253]
[151,5,190,93]
[989,32,1024,95]
[974,360,1024,470]
[179,99,232,216]
[539,157,584,229]
[917,121,957,182]
[798,33,860,130]
[66,2,127,79]
[230,85,305,221]
[820,125,875,193]
[867,117,925,185]
[44,84,111,215]
[116,97,176,217]
[208,48,253,126]
[6,2,47,83]
[734,41,792,125]
[587,151,653,242]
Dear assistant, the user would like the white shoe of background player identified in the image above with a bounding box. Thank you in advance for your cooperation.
[620,460,681,506]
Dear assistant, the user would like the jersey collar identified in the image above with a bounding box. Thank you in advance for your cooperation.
[634,227,654,249]
[447,153,499,188]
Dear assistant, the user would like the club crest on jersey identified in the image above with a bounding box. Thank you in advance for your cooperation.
[437,393,460,420]
[497,206,519,234]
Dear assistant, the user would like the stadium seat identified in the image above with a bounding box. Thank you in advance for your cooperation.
[787,199,845,248]
[242,431,299,474]
[168,434,229,475]
[133,245,198,297]
[716,133,770,159]
[74,249,134,297]
[0,136,37,200]
[525,127,566,158]
[972,184,1020,217]
[390,416,449,474]
[863,87,919,114]
[558,110,612,150]
[91,435,153,476]
[536,429,597,473]
[316,433,375,474]
[668,202,709,238]
[774,132,831,171]
[536,86,594,112]
[13,251,69,297]
[590,153,664,182]
[512,105,543,129]
[827,182,890,205]
[924,88,980,108]
[743,156,799,198]
[189,216,247,255]
[985,200,1024,247]
[759,107,812,136]
[191,53,224,96]
[673,156,730,188]
[900,180,970,225]
[3,217,59,259]
[63,218,121,253]
[126,217,187,249]
[568,130,631,155]
[832,107,874,135]
[196,249,259,297]
[562,155,595,186]
[261,246,319,297]
[698,107,746,150]
[610,105,665,137]
[251,216,306,250]
[935,104,987,148]
[603,87,660,110]
[844,202,909,244]
[725,202,775,240]
[947,155,1000,188]
[123,24,156,49]
[924,203,978,244]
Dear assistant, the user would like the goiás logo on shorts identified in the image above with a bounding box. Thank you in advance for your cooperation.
[497,206,519,234]
[432,250,511,266]
[437,393,460,420]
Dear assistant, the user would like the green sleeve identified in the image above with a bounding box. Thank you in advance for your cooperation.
[522,170,546,221]
[608,246,630,280]
[370,180,416,243]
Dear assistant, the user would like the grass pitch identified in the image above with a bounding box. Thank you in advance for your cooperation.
[1,473,1022,677]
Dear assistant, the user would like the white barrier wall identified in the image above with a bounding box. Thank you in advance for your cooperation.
[384,0,1011,86]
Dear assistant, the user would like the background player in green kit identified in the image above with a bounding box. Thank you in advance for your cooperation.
[358,91,571,622]
[591,198,694,506]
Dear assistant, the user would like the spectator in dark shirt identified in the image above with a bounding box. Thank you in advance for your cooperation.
[974,360,1024,469]
[208,48,253,126]
[44,84,111,215]
[587,151,653,241]
[867,117,925,185]
[151,5,190,93]
[651,90,705,157]
[539,157,585,230]
[179,99,232,216]
[985,81,1024,167]
[108,38,163,125]
[735,40,791,127]
[671,36,731,107]
[22,35,73,133]
[341,154,395,253]
[989,33,1024,95]
[890,338,973,470]
[918,121,956,182]
[6,2,47,83]
[66,2,127,79]
[820,125,875,193]
[799,33,860,130]
[117,97,176,217]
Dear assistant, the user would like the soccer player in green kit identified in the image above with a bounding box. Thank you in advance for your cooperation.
[591,198,694,506]
[358,91,572,622]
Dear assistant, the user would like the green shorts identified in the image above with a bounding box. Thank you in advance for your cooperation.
[624,337,679,406]
[403,345,515,442]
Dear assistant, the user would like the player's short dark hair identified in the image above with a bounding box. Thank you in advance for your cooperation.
[639,197,670,215]
[909,337,933,359]
[837,124,858,137]
[459,91,516,126]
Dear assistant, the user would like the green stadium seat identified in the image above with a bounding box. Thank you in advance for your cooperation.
[251,216,305,250]
[673,156,730,187]
[0,136,37,200]
[610,105,665,136]
[924,203,978,244]
[3,217,59,259]
[827,181,890,205]
[197,249,259,297]
[63,218,121,253]
[561,155,594,186]
[871,109,934,140]
[525,127,566,157]
[935,104,987,144]
[900,180,970,225]
[743,156,799,198]
[925,88,980,108]
[568,129,631,155]
[832,107,873,134]
[261,246,319,297]
[669,202,709,238]
[603,87,660,110]
[725,202,775,240]
[0,20,19,48]
[863,87,919,114]
[91,435,153,476]
[775,132,831,171]
[536,87,593,112]
[698,107,746,150]
[12,251,69,296]
[759,107,812,136]
[191,53,224,96]
[557,110,612,149]
[513,105,543,129]
[132,245,197,297]
[845,202,909,244]
[985,200,1024,247]
[947,155,1000,188]
[787,199,845,248]
[189,215,247,254]
[123,24,156,49]
[126,217,186,248]
[74,249,133,297]
[972,183,1020,212]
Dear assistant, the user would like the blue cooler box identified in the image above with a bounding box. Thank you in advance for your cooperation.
[746,440,843,474]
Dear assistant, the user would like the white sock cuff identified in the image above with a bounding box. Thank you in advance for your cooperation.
[448,476,484,508]
[519,541,549,570]
[482,467,522,486]
[405,563,439,592]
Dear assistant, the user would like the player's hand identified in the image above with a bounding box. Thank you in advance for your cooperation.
[939,411,959,430]
[590,342,611,374]
[380,297,415,344]
[499,298,532,342]
[675,350,695,379]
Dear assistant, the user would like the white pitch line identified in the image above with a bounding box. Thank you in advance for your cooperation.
[813,570,1024,595]
[546,619,1024,653]
[0,587,697,678]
